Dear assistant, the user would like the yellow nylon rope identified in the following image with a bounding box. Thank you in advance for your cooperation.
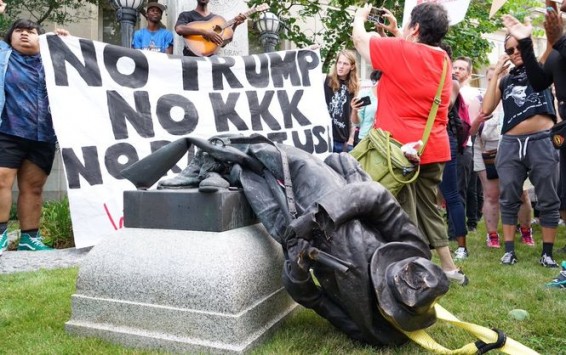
[401,304,540,354]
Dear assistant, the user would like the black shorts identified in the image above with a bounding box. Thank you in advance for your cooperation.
[0,133,57,175]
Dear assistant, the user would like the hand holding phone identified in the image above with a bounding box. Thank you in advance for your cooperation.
[369,8,386,25]
[357,96,371,107]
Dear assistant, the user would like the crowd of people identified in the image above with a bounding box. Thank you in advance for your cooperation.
[345,1,566,287]
[125,0,566,287]
[0,0,565,289]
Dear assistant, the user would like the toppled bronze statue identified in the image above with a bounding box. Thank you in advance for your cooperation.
[121,134,448,347]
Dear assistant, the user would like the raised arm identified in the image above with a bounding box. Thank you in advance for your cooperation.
[503,14,554,91]
[482,55,507,115]
[352,4,374,64]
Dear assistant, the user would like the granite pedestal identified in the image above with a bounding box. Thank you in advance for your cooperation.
[66,190,297,353]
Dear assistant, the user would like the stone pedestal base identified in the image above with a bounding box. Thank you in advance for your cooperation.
[66,226,297,354]
[123,189,257,232]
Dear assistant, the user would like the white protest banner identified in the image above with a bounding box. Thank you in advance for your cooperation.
[402,0,471,27]
[39,35,332,248]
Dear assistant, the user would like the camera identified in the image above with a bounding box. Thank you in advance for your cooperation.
[369,8,386,25]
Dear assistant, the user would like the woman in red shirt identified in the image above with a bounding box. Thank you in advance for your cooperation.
[352,3,467,285]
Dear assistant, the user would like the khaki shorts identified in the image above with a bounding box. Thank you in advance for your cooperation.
[473,138,500,172]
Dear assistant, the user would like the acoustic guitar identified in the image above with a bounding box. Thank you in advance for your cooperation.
[184,3,269,57]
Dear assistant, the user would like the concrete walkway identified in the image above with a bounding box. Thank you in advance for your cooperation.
[0,247,91,274]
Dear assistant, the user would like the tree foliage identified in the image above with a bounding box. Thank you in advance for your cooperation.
[0,0,102,35]
[247,0,541,71]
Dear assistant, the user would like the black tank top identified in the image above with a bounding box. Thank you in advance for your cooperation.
[499,66,556,134]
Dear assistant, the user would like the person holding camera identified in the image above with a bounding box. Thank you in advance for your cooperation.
[352,3,467,285]
[482,34,559,267]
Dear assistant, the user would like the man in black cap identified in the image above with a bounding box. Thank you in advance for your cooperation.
[132,2,174,54]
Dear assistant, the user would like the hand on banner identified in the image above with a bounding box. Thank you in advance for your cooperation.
[54,29,71,37]
[501,15,532,40]
[544,6,564,45]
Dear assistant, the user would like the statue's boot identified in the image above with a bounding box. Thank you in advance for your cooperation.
[157,149,204,189]
[198,172,230,193]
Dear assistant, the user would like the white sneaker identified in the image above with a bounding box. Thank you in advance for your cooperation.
[444,269,469,286]
[453,247,468,261]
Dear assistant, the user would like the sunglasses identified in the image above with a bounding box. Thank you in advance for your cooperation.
[505,46,520,55]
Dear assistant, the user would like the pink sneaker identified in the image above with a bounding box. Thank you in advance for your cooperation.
[520,227,535,246]
[486,233,500,248]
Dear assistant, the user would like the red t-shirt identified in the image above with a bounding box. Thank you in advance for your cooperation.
[370,37,451,164]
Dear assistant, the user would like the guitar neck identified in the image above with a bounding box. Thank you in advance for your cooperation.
[224,7,262,29]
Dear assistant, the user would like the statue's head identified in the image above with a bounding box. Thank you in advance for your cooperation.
[371,243,449,331]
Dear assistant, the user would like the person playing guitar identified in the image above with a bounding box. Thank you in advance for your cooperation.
[175,0,247,57]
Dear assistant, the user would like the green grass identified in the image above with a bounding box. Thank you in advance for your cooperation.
[40,197,74,249]
[1,223,566,354]
[6,197,75,250]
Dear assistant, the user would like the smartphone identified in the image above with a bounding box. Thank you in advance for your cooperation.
[357,96,371,107]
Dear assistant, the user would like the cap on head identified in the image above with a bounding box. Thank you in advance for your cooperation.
[146,2,166,12]
[371,243,449,331]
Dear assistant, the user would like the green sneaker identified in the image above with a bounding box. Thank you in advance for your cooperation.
[0,229,8,255]
[18,233,53,251]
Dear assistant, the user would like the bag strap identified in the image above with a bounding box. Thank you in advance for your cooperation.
[399,304,540,354]
[223,134,298,218]
[418,57,449,155]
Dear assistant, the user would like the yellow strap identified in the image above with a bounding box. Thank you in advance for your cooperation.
[401,304,540,354]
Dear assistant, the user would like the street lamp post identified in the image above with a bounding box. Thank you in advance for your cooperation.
[109,0,144,48]
[256,12,281,52]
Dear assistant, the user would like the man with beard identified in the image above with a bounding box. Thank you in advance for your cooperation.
[132,2,174,54]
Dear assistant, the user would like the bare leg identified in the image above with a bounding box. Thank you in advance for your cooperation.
[478,171,499,233]
[436,246,457,270]
[542,227,557,244]
[16,160,48,230]
[502,224,516,248]
[0,167,17,223]
[518,190,532,227]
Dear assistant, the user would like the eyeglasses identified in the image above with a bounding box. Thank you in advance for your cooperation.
[505,46,520,55]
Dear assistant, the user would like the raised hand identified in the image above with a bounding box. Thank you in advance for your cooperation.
[378,8,400,37]
[544,7,564,45]
[501,14,532,40]
[0,0,6,14]
[354,3,372,22]
[494,53,511,77]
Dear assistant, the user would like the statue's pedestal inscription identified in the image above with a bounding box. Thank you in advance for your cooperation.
[124,189,257,232]
[66,190,297,354]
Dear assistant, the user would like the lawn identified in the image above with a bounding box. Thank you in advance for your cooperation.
[1,222,566,354]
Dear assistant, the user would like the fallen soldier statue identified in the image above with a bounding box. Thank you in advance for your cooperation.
[121,134,538,354]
